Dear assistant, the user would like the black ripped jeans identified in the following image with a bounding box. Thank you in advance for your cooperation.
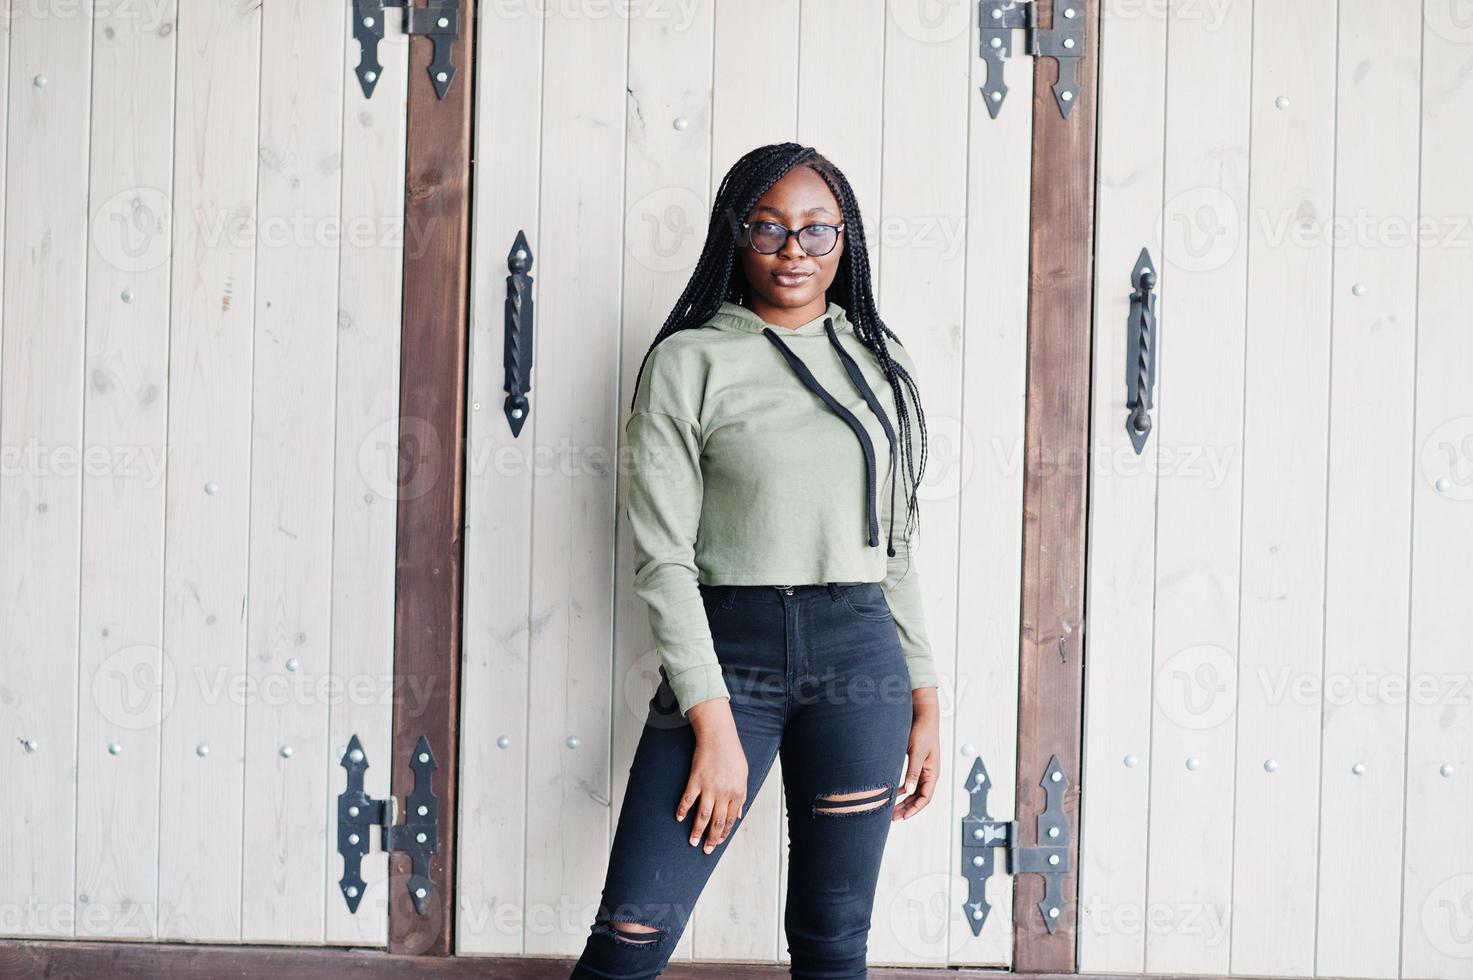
[571,581,914,980]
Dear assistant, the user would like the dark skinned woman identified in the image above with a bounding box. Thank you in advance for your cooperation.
[572,143,941,980]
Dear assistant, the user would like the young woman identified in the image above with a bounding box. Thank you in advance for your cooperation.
[571,142,941,979]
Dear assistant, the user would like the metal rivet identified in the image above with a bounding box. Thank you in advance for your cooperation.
[1436,477,1451,493]
[1063,6,1075,16]
[990,91,1002,102]
[349,805,360,817]
[973,772,986,786]
[417,804,428,816]
[1048,854,1060,866]
[34,74,48,88]
[1048,906,1060,918]
[108,743,122,756]
[472,402,481,411]
[436,71,448,83]
[673,116,688,130]
[23,740,38,753]
[362,16,375,27]
[511,408,523,419]
[565,735,580,749]
[415,886,428,899]
[1351,282,1366,297]
[972,855,985,867]
[1048,826,1060,839]
[418,752,430,763]
[416,832,427,844]
[1441,763,1455,778]
[496,735,510,749]
[1352,762,1366,775]
[973,827,985,840]
[960,743,976,756]
[1186,757,1201,771]
[991,7,1002,17]
[1123,754,1138,767]
[280,745,294,758]
[1061,91,1073,102]
[347,886,359,898]
[348,833,360,846]
[365,71,378,83]
[972,908,984,920]
[1050,770,1062,782]
[204,481,218,495]
[196,743,209,757]
[1275,95,1290,110]
[285,658,299,672]
[1264,759,1279,772]
[990,37,1002,48]
[437,16,449,27]
[350,748,364,763]
[120,288,134,303]
[1063,37,1075,48]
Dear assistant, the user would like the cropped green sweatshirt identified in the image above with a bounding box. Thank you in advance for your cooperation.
[624,299,940,716]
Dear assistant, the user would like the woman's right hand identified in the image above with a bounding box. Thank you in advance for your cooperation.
[677,698,748,854]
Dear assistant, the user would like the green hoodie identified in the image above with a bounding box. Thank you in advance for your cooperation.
[624,299,939,716]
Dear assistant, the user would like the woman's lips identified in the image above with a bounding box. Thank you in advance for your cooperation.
[772,270,814,288]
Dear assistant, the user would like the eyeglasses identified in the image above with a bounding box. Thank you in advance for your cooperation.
[740,219,845,256]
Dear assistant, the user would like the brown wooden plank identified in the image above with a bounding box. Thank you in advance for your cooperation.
[1012,0,1100,971]
[389,0,477,956]
[0,940,1226,980]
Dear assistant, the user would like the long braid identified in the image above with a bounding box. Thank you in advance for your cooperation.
[628,141,929,545]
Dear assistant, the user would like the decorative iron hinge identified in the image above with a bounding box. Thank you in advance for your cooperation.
[336,734,440,915]
[960,754,1071,935]
[352,0,460,100]
[978,0,1085,119]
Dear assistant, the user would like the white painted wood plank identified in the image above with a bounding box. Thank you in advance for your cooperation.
[74,0,177,940]
[947,0,1031,967]
[0,2,93,940]
[322,6,408,949]
[520,6,628,959]
[1229,1,1337,975]
[1078,0,1165,972]
[1400,6,1473,977]
[240,0,346,944]
[455,0,544,956]
[706,1,798,967]
[155,0,262,942]
[1314,3,1421,978]
[1144,0,1253,971]
[868,1,970,968]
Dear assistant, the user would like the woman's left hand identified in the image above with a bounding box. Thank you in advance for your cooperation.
[893,689,941,821]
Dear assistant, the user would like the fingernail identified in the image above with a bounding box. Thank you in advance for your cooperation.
[704,844,714,853]
[690,837,698,846]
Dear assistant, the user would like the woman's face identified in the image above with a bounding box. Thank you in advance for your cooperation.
[738,165,845,314]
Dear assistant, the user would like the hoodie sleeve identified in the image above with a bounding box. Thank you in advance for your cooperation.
[624,347,730,717]
[878,343,941,693]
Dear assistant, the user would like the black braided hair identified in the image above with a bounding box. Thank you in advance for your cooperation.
[628,142,929,546]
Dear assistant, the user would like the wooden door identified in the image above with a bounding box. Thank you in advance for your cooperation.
[0,1,409,948]
[1081,2,1473,978]
[454,0,1044,969]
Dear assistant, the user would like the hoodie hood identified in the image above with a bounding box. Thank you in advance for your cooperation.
[706,300,854,337]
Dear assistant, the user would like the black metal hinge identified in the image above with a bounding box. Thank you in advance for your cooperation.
[978,0,1085,119]
[960,754,1071,934]
[337,734,440,915]
[352,0,460,100]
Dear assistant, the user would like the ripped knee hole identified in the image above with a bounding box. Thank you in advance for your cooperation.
[813,784,894,816]
[604,920,663,945]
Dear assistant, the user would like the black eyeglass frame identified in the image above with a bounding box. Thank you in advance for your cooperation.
[739,219,846,257]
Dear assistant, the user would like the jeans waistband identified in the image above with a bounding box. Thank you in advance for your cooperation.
[700,581,874,603]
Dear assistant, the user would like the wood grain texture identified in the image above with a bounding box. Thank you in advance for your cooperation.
[391,0,476,956]
[1012,0,1099,971]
